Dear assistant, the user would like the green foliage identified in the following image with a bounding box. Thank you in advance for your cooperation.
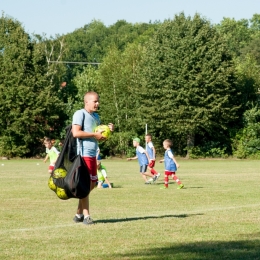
[232,106,260,158]
[187,143,228,159]
[216,17,252,57]
[234,55,260,112]
[100,131,137,157]
[0,15,66,157]
[137,13,240,156]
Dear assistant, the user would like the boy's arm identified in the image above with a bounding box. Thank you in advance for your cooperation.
[127,156,137,161]
[144,151,150,161]
[151,146,156,160]
[72,124,104,141]
[171,155,180,168]
[104,177,112,188]
[43,154,49,163]
[159,158,164,163]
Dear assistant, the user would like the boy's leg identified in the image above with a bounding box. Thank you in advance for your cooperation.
[140,165,150,183]
[48,164,54,174]
[164,171,169,188]
[172,173,184,189]
[148,160,160,181]
[74,157,97,224]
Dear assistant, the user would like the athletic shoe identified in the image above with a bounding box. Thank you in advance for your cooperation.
[73,215,84,223]
[177,184,184,189]
[147,178,153,182]
[153,172,160,182]
[83,216,94,225]
[145,181,151,184]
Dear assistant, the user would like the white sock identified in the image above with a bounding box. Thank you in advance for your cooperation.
[84,215,90,219]
[76,214,83,218]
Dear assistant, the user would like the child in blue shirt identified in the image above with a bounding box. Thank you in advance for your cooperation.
[159,139,184,189]
[127,137,156,184]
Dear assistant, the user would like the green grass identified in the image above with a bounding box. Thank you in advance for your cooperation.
[1,158,260,260]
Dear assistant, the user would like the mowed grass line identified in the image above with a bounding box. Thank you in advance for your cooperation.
[0,159,260,260]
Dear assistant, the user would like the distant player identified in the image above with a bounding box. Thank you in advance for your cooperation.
[43,137,60,174]
[159,139,184,189]
[145,134,160,182]
[96,160,112,188]
[127,137,157,184]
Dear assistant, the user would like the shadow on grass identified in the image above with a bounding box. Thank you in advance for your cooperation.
[187,186,204,189]
[112,238,260,260]
[95,213,203,224]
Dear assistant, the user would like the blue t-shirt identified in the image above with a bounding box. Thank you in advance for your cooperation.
[136,146,148,166]
[164,149,177,172]
[72,109,100,157]
[146,141,155,160]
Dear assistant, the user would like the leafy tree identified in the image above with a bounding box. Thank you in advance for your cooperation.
[249,13,260,32]
[232,106,260,158]
[96,44,144,156]
[235,55,260,110]
[216,17,252,57]
[0,15,66,157]
[137,13,240,157]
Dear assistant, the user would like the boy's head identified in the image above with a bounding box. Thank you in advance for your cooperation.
[43,137,52,148]
[163,139,172,149]
[133,137,140,147]
[145,133,152,143]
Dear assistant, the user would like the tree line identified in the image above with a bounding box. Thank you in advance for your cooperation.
[0,13,260,159]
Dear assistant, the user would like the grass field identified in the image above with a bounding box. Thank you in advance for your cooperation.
[0,158,260,260]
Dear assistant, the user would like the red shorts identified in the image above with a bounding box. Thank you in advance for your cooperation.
[148,160,155,168]
[165,170,176,176]
[82,156,98,182]
[48,165,55,171]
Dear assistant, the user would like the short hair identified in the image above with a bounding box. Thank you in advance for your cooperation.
[84,91,99,103]
[43,137,51,143]
[164,139,172,147]
[145,133,152,138]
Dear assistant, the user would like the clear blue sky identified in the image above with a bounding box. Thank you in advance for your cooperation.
[1,0,260,37]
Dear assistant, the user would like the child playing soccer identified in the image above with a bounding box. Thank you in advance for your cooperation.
[97,160,112,188]
[145,133,160,182]
[127,137,156,184]
[159,139,184,189]
[43,137,60,174]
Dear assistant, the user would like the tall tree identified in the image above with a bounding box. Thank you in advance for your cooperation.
[0,15,66,157]
[137,13,240,156]
[216,17,252,57]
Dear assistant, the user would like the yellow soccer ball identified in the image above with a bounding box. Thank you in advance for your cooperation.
[53,168,67,178]
[48,176,57,192]
[94,125,111,140]
[56,187,69,200]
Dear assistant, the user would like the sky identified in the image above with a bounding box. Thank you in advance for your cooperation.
[1,0,260,37]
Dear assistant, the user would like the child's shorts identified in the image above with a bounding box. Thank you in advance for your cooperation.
[148,160,155,168]
[48,164,55,171]
[140,165,148,174]
[165,170,176,176]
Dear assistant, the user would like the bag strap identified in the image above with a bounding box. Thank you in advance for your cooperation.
[78,109,85,156]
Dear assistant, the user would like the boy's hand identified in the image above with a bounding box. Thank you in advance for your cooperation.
[127,158,131,161]
[108,123,114,132]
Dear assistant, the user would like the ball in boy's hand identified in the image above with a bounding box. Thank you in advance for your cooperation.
[94,125,111,140]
